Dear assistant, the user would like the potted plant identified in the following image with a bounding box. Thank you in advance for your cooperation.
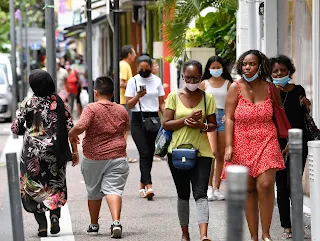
[161,0,238,65]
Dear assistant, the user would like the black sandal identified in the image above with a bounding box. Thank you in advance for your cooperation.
[50,215,60,235]
[38,229,47,237]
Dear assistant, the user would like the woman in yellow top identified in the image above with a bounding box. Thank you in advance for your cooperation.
[162,60,217,241]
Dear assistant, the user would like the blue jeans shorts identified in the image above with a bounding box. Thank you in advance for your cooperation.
[216,108,225,132]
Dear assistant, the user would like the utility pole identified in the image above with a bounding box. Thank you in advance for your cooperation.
[44,0,57,89]
[19,3,25,100]
[113,0,120,103]
[10,0,18,118]
[24,6,30,96]
[86,0,93,103]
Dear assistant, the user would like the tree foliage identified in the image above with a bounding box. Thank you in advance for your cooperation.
[161,0,238,62]
[0,0,45,52]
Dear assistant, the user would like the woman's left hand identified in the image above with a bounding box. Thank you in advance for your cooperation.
[300,96,311,107]
[72,152,79,166]
[222,115,226,124]
[184,118,204,129]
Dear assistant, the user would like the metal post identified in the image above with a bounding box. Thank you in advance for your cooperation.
[86,0,93,103]
[226,165,248,241]
[10,0,18,117]
[24,7,30,96]
[6,153,25,241]
[19,4,25,100]
[45,0,57,89]
[288,129,304,241]
[113,0,120,103]
[247,0,257,49]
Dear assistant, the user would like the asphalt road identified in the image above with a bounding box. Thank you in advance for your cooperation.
[0,121,312,241]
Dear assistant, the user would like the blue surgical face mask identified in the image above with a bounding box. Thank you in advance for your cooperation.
[242,66,260,82]
[75,59,81,64]
[273,75,290,87]
[210,68,223,78]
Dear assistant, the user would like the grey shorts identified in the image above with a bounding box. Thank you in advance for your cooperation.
[81,157,130,200]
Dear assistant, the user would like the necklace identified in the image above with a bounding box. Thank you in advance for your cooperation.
[283,92,289,105]
[245,80,260,92]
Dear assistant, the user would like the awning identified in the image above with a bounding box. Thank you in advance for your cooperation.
[63,15,107,38]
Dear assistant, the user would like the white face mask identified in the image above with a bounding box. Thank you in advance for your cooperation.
[185,83,200,92]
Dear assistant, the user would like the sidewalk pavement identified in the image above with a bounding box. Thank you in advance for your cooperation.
[2,133,312,241]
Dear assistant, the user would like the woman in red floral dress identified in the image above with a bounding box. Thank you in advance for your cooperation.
[223,50,285,241]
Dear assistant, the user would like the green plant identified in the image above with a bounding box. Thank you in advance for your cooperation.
[161,0,238,62]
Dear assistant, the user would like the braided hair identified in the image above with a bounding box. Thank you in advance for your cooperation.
[236,50,271,80]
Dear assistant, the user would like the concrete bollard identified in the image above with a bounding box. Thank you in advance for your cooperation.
[226,165,248,241]
[288,129,304,241]
[6,153,25,241]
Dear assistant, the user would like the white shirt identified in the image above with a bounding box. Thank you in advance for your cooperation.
[56,67,68,93]
[204,79,229,109]
[125,74,165,112]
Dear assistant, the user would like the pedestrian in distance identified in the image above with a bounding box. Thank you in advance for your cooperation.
[125,54,165,200]
[270,55,311,239]
[11,69,79,237]
[200,56,233,201]
[120,45,138,163]
[222,50,286,241]
[162,60,217,241]
[69,76,130,238]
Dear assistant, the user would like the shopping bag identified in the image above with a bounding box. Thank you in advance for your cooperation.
[154,127,172,157]
[80,89,89,107]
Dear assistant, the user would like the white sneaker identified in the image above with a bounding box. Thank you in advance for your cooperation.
[213,189,225,200]
[207,186,215,201]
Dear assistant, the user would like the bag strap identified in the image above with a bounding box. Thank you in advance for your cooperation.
[270,83,283,108]
[134,77,145,121]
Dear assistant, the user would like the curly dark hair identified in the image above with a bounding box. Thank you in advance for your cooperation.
[269,55,296,78]
[236,50,271,80]
[202,56,233,82]
[183,60,202,74]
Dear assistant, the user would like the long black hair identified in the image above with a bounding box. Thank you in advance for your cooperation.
[202,56,233,82]
[236,49,271,80]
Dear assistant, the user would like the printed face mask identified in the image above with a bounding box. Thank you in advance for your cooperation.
[210,68,223,78]
[139,70,151,78]
[273,75,290,87]
[185,83,200,92]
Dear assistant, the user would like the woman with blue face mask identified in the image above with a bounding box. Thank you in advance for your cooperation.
[222,50,285,241]
[270,55,311,239]
[200,56,233,202]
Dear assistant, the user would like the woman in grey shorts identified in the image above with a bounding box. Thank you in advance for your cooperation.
[69,76,130,238]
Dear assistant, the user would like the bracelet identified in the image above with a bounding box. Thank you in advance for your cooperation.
[202,123,209,132]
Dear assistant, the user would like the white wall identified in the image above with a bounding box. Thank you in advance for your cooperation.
[92,24,100,80]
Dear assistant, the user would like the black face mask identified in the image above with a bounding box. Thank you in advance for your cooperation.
[139,69,151,78]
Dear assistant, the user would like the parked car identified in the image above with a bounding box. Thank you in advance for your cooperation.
[0,69,13,122]
[0,53,13,86]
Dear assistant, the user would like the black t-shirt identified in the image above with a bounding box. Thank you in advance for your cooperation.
[279,85,308,152]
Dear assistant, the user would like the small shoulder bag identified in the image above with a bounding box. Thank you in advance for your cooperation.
[171,91,207,170]
[134,77,161,132]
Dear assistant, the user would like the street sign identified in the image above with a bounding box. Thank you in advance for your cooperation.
[29,43,41,50]
[15,27,45,46]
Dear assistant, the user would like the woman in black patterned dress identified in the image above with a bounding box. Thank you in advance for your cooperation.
[11,69,79,237]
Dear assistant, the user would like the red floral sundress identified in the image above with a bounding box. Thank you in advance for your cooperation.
[222,81,285,179]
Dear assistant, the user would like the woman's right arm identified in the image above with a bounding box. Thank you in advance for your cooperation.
[125,78,146,109]
[224,83,239,162]
[162,109,187,131]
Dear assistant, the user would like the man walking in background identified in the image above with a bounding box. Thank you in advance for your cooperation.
[120,45,137,163]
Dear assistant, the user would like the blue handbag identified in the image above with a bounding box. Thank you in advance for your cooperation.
[171,92,207,170]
